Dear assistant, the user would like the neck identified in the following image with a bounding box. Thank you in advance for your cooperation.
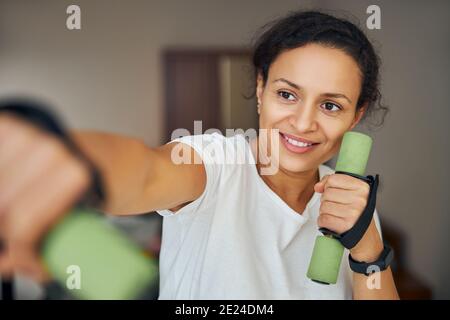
[251,138,320,213]
[262,164,318,198]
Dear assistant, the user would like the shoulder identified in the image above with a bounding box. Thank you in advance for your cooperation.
[172,132,242,148]
[172,132,249,162]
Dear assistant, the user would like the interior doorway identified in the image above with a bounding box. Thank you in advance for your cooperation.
[163,49,258,142]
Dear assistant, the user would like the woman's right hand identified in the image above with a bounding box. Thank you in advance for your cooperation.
[0,113,91,282]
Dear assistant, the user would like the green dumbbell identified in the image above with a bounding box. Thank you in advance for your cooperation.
[42,209,159,299]
[307,131,373,284]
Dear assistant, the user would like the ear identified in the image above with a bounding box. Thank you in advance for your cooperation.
[256,73,264,115]
[349,104,367,130]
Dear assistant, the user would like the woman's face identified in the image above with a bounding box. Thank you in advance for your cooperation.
[256,43,366,174]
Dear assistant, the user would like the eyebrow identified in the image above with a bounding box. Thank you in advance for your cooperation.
[273,78,353,104]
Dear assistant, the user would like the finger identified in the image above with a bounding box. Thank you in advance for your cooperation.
[320,187,360,205]
[0,247,13,278]
[0,138,65,210]
[314,174,330,193]
[0,135,57,207]
[0,119,39,169]
[317,213,350,234]
[0,114,29,144]
[320,200,360,220]
[0,137,61,223]
[0,233,50,283]
[10,245,50,283]
[322,173,367,191]
[3,154,89,245]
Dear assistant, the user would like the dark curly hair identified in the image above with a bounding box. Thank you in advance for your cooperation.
[252,10,388,128]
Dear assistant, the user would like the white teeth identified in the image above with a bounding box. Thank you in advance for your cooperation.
[284,135,312,147]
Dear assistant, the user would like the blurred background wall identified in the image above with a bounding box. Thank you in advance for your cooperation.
[0,0,449,299]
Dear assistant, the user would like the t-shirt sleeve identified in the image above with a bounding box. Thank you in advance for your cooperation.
[156,133,225,217]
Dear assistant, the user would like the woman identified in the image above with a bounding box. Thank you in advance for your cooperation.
[0,10,398,299]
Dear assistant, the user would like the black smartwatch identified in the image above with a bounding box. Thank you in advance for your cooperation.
[349,244,394,276]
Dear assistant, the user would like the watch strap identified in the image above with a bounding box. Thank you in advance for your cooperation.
[349,244,394,276]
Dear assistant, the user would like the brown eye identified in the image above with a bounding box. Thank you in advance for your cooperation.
[278,90,296,101]
[321,102,341,112]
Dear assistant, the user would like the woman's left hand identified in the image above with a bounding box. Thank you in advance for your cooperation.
[314,173,383,261]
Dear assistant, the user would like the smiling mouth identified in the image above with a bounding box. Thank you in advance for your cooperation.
[279,132,320,147]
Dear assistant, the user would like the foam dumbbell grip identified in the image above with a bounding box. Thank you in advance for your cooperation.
[334,132,372,176]
[42,208,158,300]
[306,235,344,284]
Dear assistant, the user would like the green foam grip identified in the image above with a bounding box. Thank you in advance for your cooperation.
[307,131,372,284]
[41,209,158,300]
[335,131,372,176]
[307,235,344,284]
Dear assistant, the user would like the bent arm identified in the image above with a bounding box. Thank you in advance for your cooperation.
[72,131,206,215]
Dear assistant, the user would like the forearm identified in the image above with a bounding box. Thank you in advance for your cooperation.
[353,266,399,299]
[351,220,400,300]
[71,130,156,215]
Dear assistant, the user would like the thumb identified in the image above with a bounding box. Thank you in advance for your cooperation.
[314,174,330,193]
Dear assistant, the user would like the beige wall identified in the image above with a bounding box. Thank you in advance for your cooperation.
[0,0,318,145]
[1,0,449,298]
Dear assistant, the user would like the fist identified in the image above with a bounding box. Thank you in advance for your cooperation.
[314,173,370,235]
[0,114,90,282]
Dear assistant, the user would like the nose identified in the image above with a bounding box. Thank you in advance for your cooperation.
[289,101,318,133]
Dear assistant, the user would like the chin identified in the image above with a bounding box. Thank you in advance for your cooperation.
[278,155,319,174]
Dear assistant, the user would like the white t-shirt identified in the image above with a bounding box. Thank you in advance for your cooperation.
[156,133,380,300]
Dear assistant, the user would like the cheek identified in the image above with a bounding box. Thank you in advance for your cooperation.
[259,102,289,128]
[320,123,346,153]
[328,139,342,156]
